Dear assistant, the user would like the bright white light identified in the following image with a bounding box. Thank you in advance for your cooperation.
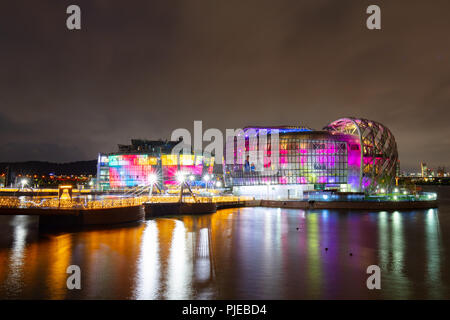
[148,173,158,185]
[394,188,399,193]
[216,181,222,188]
[380,188,386,194]
[403,191,408,195]
[203,175,210,182]
[393,195,398,201]
[20,179,27,187]
[176,171,186,183]
[323,195,329,200]
[189,175,195,181]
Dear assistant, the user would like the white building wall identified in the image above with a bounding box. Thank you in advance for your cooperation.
[233,184,315,200]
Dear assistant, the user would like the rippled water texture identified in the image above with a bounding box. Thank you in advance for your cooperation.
[0,186,449,299]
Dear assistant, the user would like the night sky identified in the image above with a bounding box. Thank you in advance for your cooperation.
[0,0,449,171]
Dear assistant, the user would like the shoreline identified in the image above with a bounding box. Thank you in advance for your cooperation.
[0,198,439,230]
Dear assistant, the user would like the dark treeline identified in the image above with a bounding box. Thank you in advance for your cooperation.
[0,160,97,176]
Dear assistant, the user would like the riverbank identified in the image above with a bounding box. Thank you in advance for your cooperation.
[0,196,439,230]
[260,199,438,210]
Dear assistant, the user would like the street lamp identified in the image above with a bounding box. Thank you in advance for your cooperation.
[20,179,28,189]
[203,174,210,191]
[148,173,158,197]
[176,171,186,183]
[148,173,157,185]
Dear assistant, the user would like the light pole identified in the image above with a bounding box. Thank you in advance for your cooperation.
[203,174,210,192]
[21,178,28,190]
[148,173,157,198]
[176,171,186,202]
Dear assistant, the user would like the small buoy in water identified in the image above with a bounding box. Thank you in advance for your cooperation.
[296,227,299,230]
[349,253,353,256]
[325,247,328,251]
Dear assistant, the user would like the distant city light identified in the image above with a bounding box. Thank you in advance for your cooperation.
[203,174,210,182]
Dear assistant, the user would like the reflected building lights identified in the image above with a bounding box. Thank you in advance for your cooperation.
[166,220,192,299]
[134,220,160,300]
[306,213,322,297]
[391,211,410,298]
[2,217,27,296]
[0,206,447,299]
[425,209,442,298]
[378,211,389,274]
[194,228,211,283]
[47,234,72,299]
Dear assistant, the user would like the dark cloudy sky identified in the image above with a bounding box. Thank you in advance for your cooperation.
[0,0,449,170]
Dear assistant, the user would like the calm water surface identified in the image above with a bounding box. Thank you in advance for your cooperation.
[1,186,449,299]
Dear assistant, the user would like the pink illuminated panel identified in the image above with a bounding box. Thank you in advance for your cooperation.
[224,131,362,190]
[108,154,158,188]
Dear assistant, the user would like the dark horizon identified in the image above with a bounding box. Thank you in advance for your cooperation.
[1,1,449,171]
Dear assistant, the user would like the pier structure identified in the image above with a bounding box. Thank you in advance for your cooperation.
[0,194,256,229]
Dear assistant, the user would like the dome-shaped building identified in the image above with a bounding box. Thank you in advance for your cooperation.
[324,117,399,193]
[223,118,399,198]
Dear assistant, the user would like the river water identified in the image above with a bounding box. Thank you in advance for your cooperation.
[0,186,449,299]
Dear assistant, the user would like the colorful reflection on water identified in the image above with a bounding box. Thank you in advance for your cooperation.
[0,196,450,299]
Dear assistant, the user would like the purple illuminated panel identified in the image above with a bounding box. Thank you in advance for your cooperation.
[224,129,362,190]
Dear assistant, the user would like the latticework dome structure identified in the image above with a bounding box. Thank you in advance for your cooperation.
[324,117,399,192]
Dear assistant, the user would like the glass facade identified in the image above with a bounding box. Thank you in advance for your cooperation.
[324,117,399,192]
[224,130,362,193]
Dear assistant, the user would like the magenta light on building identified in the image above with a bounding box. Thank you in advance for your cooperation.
[223,117,398,199]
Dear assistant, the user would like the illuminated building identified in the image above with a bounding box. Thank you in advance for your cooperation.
[224,118,399,198]
[421,162,428,178]
[97,139,214,190]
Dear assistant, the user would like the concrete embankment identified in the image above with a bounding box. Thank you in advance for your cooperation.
[216,199,261,209]
[0,197,438,231]
[260,200,438,210]
[144,202,217,218]
[39,206,145,229]
[144,200,261,217]
[0,206,145,229]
